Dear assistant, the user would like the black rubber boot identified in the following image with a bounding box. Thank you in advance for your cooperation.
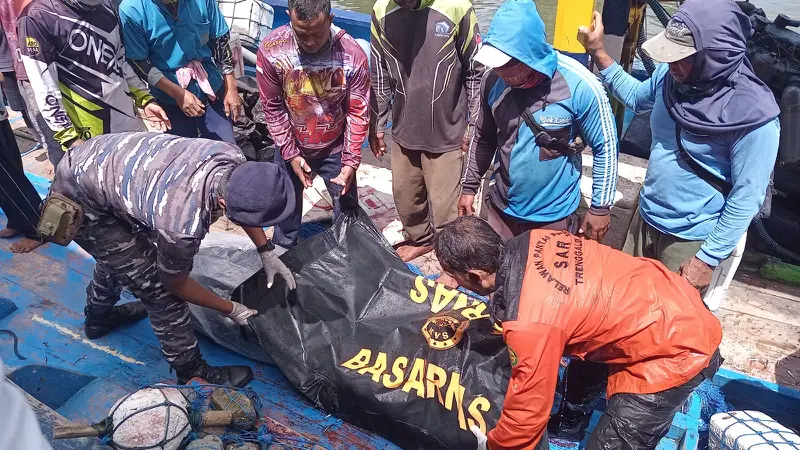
[175,357,254,387]
[84,301,149,340]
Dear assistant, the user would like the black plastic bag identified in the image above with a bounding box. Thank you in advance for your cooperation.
[233,76,275,162]
[191,209,511,449]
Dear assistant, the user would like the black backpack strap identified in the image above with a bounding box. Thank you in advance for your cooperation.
[517,98,581,155]
[674,124,733,197]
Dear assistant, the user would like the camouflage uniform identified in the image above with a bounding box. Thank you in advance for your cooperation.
[50,132,245,366]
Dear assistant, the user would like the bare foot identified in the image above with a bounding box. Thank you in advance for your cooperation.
[395,244,433,262]
[10,237,45,253]
[0,228,20,238]
[436,273,459,289]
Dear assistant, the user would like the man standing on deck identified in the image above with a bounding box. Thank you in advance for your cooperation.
[460,0,619,243]
[578,0,780,293]
[256,0,369,248]
[49,132,297,387]
[0,73,45,254]
[119,0,241,143]
[369,0,484,262]
[0,0,62,169]
[434,216,722,450]
[17,0,172,155]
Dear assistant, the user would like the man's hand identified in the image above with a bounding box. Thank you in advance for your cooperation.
[577,11,605,54]
[176,89,205,117]
[578,12,615,70]
[224,88,242,122]
[369,133,387,159]
[227,301,258,325]
[579,211,611,242]
[459,194,476,216]
[69,139,85,149]
[462,136,470,154]
[290,157,314,188]
[471,425,488,450]
[331,165,356,195]
[679,256,714,292]
[260,251,297,290]
[143,102,172,132]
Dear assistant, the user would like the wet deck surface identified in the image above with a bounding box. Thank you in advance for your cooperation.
[3,117,799,447]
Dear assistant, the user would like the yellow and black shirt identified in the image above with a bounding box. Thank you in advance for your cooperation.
[370,0,484,153]
[17,0,153,149]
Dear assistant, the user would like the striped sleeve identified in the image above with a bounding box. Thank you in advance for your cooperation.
[558,55,619,210]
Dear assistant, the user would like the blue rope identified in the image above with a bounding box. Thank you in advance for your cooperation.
[722,411,800,449]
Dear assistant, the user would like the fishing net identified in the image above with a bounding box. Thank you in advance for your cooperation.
[689,380,733,432]
[101,383,267,450]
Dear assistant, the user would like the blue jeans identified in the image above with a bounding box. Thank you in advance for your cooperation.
[162,97,235,144]
[273,150,359,248]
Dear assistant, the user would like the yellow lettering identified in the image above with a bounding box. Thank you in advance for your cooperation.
[461,301,491,320]
[401,358,427,398]
[431,283,459,313]
[410,276,429,304]
[424,363,448,403]
[444,371,467,430]
[382,356,409,389]
[359,352,388,383]
[453,293,469,310]
[467,396,491,434]
[341,349,372,370]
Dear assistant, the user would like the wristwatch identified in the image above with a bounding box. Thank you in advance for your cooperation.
[256,239,275,254]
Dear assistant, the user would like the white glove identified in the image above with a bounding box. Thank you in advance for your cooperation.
[471,425,488,450]
[227,301,258,325]
[259,250,297,290]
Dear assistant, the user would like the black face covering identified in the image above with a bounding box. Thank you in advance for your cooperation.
[672,79,721,100]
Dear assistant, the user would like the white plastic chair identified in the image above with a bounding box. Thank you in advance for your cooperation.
[703,232,747,311]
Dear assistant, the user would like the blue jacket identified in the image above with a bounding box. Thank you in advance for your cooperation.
[461,1,618,223]
[600,63,780,265]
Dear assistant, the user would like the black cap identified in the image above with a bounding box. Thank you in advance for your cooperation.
[224,161,296,228]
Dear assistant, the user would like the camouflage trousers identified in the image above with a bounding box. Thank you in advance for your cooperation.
[51,174,200,367]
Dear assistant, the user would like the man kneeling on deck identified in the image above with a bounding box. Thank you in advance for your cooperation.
[49,132,296,387]
[434,216,722,450]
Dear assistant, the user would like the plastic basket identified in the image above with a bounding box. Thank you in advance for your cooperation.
[217,0,275,49]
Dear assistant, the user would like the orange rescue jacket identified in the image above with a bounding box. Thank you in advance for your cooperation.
[486,230,722,450]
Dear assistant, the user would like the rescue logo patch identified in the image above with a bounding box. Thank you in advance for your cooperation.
[508,347,518,366]
[434,20,451,38]
[422,315,469,350]
[25,37,40,57]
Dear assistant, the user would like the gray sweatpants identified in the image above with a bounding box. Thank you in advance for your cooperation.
[51,167,199,366]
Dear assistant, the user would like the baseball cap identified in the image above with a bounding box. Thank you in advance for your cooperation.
[474,44,513,69]
[641,17,697,63]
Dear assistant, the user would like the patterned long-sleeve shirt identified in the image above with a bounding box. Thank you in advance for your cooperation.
[256,24,370,168]
[370,0,484,153]
[17,0,154,148]
[0,0,31,79]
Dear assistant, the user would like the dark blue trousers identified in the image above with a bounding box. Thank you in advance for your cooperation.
[162,97,235,144]
[273,150,358,248]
